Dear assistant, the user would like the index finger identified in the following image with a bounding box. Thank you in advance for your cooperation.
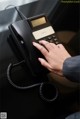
[39,40,56,51]
[32,42,48,56]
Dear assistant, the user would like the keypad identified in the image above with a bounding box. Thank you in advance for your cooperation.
[44,34,60,45]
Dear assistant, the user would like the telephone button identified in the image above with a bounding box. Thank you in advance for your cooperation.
[55,41,59,45]
[48,36,52,40]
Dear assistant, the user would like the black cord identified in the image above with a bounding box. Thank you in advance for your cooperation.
[7,60,42,90]
[7,61,58,102]
[7,62,58,103]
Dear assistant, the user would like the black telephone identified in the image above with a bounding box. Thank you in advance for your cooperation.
[7,14,60,102]
[8,14,60,77]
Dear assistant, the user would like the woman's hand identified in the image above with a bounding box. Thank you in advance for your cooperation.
[33,40,71,76]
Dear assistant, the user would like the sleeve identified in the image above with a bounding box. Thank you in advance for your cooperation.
[63,56,80,83]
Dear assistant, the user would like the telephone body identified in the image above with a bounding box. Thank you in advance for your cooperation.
[8,14,60,77]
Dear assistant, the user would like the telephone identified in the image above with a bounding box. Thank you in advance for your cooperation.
[7,14,59,102]
[8,14,60,77]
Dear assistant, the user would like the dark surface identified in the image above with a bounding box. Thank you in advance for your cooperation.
[0,1,80,119]
[50,3,80,32]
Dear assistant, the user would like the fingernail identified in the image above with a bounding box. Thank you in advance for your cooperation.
[38,58,41,61]
[32,42,35,45]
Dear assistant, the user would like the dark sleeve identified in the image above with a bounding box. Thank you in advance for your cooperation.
[63,56,80,83]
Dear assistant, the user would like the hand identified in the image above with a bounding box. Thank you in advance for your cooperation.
[33,40,71,76]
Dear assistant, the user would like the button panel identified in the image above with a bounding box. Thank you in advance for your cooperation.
[44,34,60,45]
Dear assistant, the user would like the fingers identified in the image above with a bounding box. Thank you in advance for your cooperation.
[33,41,48,56]
[33,41,52,70]
[33,40,57,54]
[38,58,52,71]
[33,40,63,58]
[39,40,56,50]
[38,58,63,75]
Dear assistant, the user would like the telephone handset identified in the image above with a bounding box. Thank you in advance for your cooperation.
[8,14,60,76]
